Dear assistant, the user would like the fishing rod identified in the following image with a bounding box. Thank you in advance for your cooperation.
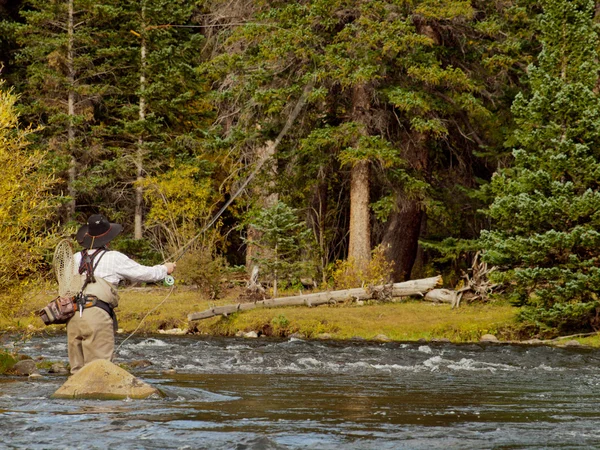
[160,155,267,287]
[162,82,314,286]
[115,84,314,352]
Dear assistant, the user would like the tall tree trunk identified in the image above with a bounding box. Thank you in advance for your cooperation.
[134,5,146,240]
[348,160,371,268]
[66,0,76,221]
[307,166,329,284]
[381,200,423,281]
[348,84,371,271]
[382,132,429,281]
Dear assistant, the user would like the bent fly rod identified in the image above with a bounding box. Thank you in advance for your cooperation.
[116,83,313,350]
[162,82,314,285]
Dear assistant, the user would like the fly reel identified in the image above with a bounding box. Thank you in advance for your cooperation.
[163,275,175,287]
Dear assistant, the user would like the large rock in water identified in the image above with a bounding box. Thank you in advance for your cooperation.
[51,359,163,400]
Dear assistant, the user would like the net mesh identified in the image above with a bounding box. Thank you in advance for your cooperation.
[53,240,79,297]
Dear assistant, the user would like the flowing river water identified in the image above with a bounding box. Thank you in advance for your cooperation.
[2,334,600,449]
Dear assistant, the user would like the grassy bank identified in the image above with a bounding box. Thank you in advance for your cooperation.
[1,284,520,343]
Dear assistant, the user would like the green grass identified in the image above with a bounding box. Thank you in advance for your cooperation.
[195,299,518,342]
[0,351,18,374]
[0,283,531,344]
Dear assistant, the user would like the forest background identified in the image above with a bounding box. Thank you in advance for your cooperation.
[1,0,600,339]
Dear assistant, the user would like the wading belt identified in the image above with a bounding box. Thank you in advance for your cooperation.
[78,295,117,326]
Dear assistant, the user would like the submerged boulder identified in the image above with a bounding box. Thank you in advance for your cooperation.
[51,359,163,400]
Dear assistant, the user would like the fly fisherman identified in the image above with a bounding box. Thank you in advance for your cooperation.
[67,214,176,373]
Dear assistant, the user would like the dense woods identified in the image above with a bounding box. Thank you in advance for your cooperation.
[1,0,599,336]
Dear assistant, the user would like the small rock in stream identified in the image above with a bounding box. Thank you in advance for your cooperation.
[48,362,69,374]
[13,360,40,376]
[373,334,391,342]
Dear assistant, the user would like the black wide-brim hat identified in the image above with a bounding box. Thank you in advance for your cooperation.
[76,214,123,249]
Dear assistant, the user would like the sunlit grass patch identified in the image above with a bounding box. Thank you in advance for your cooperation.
[11,284,519,344]
[0,351,18,374]
[190,298,518,342]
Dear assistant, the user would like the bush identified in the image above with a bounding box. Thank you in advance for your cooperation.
[331,245,394,289]
[0,81,55,318]
[177,248,228,299]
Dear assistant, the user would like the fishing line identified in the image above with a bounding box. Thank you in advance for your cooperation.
[167,82,313,265]
[115,83,313,350]
[115,285,175,353]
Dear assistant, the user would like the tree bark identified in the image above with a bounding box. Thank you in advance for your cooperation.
[381,200,423,281]
[348,84,372,271]
[382,132,429,281]
[188,276,442,321]
[134,4,147,240]
[349,160,371,268]
[66,0,76,221]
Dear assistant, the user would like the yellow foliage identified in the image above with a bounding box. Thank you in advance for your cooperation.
[331,245,395,289]
[0,81,55,317]
[142,162,217,252]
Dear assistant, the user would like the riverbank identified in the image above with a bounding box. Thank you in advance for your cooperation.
[3,284,599,346]
[2,284,517,342]
[3,285,600,376]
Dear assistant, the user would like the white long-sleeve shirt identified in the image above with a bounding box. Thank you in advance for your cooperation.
[73,249,167,285]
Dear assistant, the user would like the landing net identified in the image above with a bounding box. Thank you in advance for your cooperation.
[53,239,78,297]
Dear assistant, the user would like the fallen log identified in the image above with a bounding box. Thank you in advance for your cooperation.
[188,275,442,321]
[424,288,456,305]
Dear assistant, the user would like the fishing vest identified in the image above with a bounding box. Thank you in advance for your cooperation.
[77,249,119,308]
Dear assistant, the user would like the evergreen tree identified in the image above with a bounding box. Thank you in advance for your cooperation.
[15,0,129,222]
[14,0,212,249]
[200,0,512,281]
[481,0,600,334]
[245,201,314,298]
[111,0,210,244]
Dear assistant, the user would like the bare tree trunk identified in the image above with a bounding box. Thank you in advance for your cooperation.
[348,84,371,271]
[382,132,429,281]
[410,212,428,279]
[189,276,442,321]
[348,160,371,269]
[66,0,76,221]
[381,201,423,281]
[307,167,329,284]
[134,5,147,240]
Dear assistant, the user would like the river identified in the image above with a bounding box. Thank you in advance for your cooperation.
[1,334,600,449]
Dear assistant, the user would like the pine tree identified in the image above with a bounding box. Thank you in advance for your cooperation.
[15,0,211,246]
[245,201,314,298]
[15,0,129,222]
[113,0,209,243]
[200,0,504,281]
[481,0,600,334]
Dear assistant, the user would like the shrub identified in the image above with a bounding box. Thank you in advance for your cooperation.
[177,247,228,299]
[331,245,395,289]
[0,81,55,318]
